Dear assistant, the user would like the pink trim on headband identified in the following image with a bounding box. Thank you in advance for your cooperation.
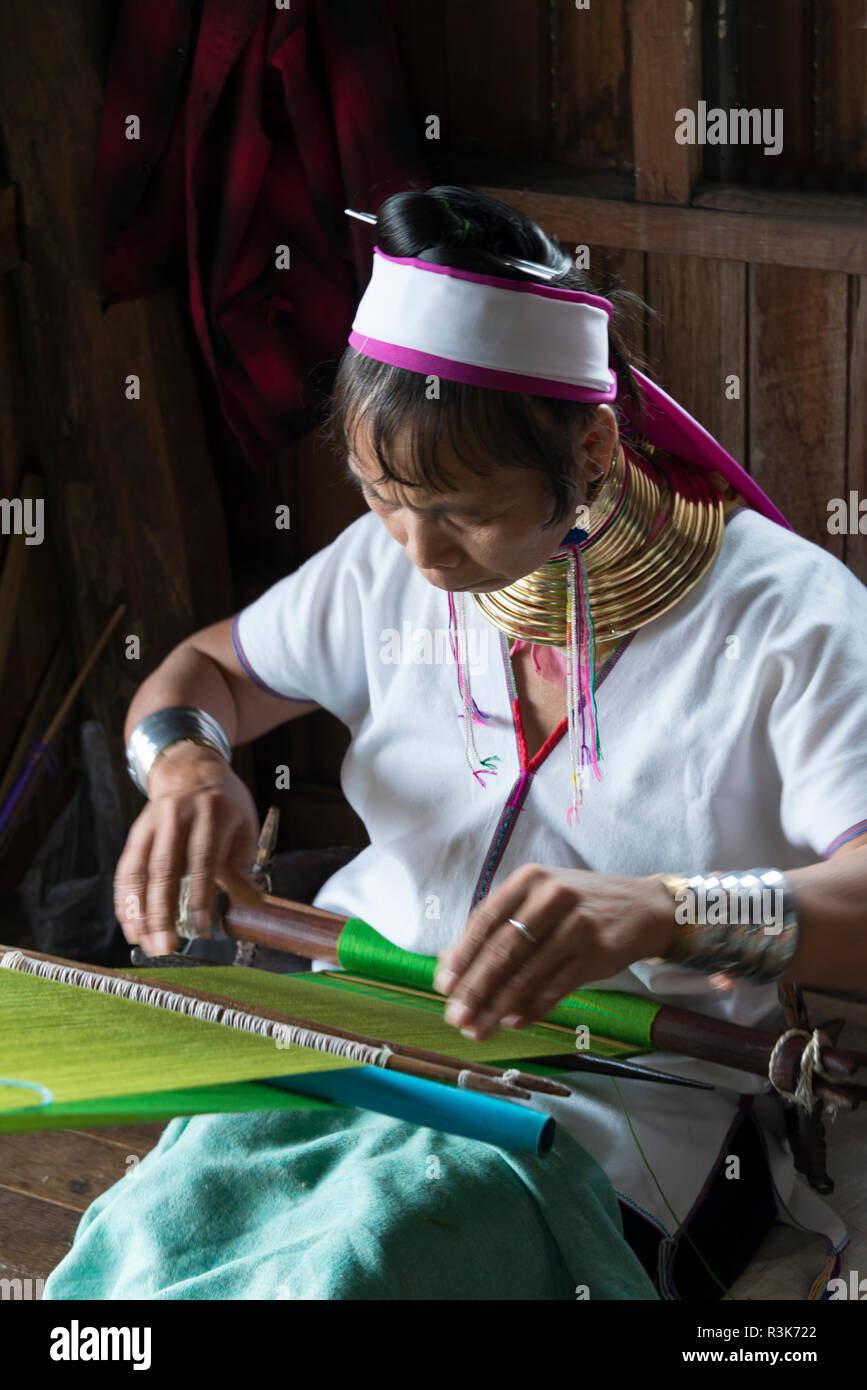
[371,246,615,315]
[348,332,618,403]
[354,249,790,532]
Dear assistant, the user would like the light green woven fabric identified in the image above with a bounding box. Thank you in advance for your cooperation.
[0,964,578,1123]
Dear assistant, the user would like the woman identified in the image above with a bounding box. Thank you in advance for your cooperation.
[45,187,867,1301]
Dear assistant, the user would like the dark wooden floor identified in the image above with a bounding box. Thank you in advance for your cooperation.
[0,1122,166,1295]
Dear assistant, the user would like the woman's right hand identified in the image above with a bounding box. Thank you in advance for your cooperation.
[114,741,263,957]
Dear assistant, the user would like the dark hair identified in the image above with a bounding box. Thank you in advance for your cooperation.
[319,185,656,533]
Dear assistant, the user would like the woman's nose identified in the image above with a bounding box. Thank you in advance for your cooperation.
[401,517,463,571]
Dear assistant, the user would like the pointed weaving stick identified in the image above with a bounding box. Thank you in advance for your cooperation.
[0,946,570,1101]
[253,806,279,882]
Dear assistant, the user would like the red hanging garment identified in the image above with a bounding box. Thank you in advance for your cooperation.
[94,0,429,465]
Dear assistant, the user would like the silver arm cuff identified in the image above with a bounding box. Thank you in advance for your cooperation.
[126,706,232,796]
[661,867,799,984]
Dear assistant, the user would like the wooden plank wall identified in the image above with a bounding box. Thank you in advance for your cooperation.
[0,2,237,893]
[0,205,69,894]
[392,0,866,582]
[282,0,866,847]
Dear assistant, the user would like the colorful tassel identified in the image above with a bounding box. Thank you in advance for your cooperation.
[449,551,606,818]
[564,543,603,827]
[448,591,499,787]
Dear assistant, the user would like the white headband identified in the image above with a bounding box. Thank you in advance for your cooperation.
[348,247,617,403]
[342,221,790,530]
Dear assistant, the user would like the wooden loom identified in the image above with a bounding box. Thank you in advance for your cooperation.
[171,869,867,1192]
[0,923,726,1155]
[1,828,864,1179]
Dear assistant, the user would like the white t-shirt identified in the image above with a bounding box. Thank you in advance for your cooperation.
[233,503,866,1272]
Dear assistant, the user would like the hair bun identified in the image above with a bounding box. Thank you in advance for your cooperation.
[374,188,485,262]
[432,196,475,249]
[374,186,571,283]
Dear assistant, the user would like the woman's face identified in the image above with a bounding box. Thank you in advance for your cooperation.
[346,406,617,593]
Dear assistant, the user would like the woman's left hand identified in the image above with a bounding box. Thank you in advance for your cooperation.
[433,862,676,1040]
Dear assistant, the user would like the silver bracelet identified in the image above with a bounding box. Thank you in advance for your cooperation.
[126,706,232,796]
[655,867,799,984]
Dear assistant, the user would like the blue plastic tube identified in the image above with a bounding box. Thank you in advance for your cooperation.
[264,1066,555,1157]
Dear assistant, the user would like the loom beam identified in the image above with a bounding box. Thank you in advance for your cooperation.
[209,893,865,1111]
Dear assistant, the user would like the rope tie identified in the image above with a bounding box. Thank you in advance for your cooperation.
[769,1027,839,1118]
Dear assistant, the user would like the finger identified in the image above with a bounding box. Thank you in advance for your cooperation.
[443,919,550,1029]
[511,956,594,1030]
[461,922,583,1034]
[444,880,576,1027]
[452,926,578,1040]
[434,863,548,992]
[182,802,235,934]
[215,819,263,907]
[144,805,191,942]
[484,928,591,1033]
[114,818,155,943]
[137,928,181,959]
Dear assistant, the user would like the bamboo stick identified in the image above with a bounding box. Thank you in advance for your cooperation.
[41,604,126,747]
[0,643,65,810]
[0,605,127,850]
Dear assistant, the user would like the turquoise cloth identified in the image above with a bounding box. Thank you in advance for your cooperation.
[43,1108,659,1300]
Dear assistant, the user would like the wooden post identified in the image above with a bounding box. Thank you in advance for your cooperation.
[629,0,702,205]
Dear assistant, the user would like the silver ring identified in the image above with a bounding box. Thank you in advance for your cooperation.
[507,916,539,946]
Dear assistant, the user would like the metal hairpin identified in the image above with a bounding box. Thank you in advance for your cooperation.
[344,208,562,282]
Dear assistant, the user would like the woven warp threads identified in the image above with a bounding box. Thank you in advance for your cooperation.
[0,951,384,1066]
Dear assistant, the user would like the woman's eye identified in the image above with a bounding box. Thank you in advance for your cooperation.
[367,492,496,528]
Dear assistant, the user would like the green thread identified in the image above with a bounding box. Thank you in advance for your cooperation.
[435,196,469,245]
[610,1079,735,1301]
[337,919,660,1046]
[339,918,438,992]
[0,961,573,1131]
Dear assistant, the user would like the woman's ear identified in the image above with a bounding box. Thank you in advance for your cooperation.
[576,405,618,486]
